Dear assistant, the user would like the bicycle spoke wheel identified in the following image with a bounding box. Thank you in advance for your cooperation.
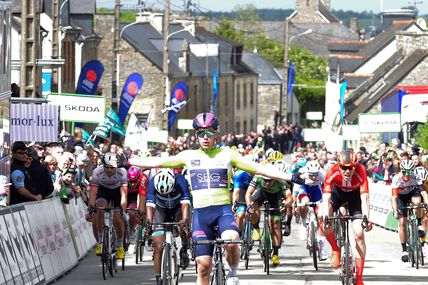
[102,230,109,280]
[109,229,117,277]
[310,221,318,271]
[162,244,172,285]
[135,226,142,264]
[215,264,224,285]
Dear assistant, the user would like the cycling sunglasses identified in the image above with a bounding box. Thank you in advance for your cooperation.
[340,165,355,171]
[308,173,319,178]
[104,165,116,170]
[196,130,215,138]
[401,170,412,175]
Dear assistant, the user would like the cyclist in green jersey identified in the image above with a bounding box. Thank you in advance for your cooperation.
[130,112,293,285]
[246,160,293,266]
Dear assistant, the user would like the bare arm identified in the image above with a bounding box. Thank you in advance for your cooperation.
[245,184,256,206]
[88,185,98,208]
[16,187,42,201]
[360,192,370,219]
[120,185,128,211]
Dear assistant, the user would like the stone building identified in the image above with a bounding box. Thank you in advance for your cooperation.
[94,12,258,135]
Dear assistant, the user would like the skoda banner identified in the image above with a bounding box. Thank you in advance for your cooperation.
[118,73,143,124]
[48,93,106,123]
[75,60,104,95]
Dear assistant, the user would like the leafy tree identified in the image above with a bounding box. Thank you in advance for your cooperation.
[215,17,243,42]
[415,119,428,150]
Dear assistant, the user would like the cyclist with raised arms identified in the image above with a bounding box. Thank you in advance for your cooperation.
[88,152,128,260]
[127,166,149,242]
[322,149,372,285]
[291,160,328,260]
[146,168,191,285]
[391,160,427,262]
[246,160,293,266]
[130,112,292,285]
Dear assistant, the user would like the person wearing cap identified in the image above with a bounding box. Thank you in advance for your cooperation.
[75,153,90,202]
[10,142,42,205]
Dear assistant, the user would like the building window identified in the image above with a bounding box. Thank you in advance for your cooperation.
[243,120,247,134]
[236,121,240,134]
[243,83,247,108]
[236,83,240,110]
[250,82,254,106]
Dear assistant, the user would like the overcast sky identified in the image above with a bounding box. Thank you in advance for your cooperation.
[97,0,428,15]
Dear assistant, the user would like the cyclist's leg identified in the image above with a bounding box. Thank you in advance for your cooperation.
[152,206,167,283]
[411,192,425,237]
[397,193,410,259]
[95,188,109,243]
[218,205,240,279]
[112,191,125,252]
[192,207,215,285]
[297,191,310,241]
[348,190,365,284]
[236,204,246,232]
[325,187,342,268]
[250,190,263,240]
[127,197,139,240]
[267,192,282,260]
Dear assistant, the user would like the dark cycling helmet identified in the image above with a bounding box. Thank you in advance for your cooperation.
[102,152,118,167]
[127,166,141,182]
[192,112,219,130]
[338,149,357,167]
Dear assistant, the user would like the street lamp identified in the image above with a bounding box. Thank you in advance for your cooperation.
[163,24,193,107]
[281,18,312,126]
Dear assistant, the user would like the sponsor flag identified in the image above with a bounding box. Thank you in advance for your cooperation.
[287,61,296,99]
[76,60,104,95]
[81,128,91,142]
[93,118,114,138]
[118,73,143,124]
[211,69,218,114]
[107,108,126,137]
[164,82,189,131]
[339,81,347,124]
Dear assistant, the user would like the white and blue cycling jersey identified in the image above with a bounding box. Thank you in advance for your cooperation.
[291,172,324,202]
[146,173,191,209]
[233,169,252,204]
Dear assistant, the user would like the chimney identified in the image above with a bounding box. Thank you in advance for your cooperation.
[349,17,358,33]
[178,40,190,73]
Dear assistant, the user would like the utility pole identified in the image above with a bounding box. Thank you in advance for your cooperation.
[112,0,120,112]
[20,0,39,97]
[52,0,59,92]
[162,0,170,130]
[281,18,290,125]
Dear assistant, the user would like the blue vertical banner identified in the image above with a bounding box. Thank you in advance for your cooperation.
[41,69,52,99]
[287,61,296,98]
[211,69,218,114]
[339,81,347,124]
[75,60,104,95]
[118,73,143,124]
[168,82,189,131]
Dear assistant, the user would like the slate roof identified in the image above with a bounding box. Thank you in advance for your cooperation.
[242,52,282,85]
[120,22,256,78]
[344,49,428,122]
[69,0,95,14]
[257,21,358,58]
[318,2,339,23]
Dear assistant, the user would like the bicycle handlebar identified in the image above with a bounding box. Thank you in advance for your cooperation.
[296,201,322,207]
[193,239,244,245]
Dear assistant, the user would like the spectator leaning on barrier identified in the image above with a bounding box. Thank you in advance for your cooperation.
[10,142,42,205]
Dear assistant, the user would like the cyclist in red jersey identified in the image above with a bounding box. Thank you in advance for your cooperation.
[321,149,372,285]
[127,166,149,242]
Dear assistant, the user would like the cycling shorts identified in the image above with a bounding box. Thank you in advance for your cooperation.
[236,204,247,215]
[397,188,422,218]
[297,187,322,203]
[153,204,182,235]
[251,190,282,217]
[192,205,239,257]
[330,185,362,218]
[128,193,138,207]
[96,185,121,208]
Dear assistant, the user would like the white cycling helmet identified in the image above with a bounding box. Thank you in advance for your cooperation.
[154,169,175,195]
[274,160,288,173]
[400,160,415,171]
[414,166,428,180]
[306,160,321,174]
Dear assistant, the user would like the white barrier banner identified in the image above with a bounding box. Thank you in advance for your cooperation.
[0,211,24,285]
[0,209,13,285]
[368,181,398,231]
[16,209,45,284]
[65,201,84,258]
[77,199,96,254]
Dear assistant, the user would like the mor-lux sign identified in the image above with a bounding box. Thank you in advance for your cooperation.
[48,94,106,123]
[11,103,59,142]
[358,113,401,133]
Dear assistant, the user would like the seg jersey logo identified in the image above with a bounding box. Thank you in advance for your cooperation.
[190,168,228,190]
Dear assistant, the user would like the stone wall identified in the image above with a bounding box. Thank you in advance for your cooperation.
[293,0,326,24]
[258,84,281,127]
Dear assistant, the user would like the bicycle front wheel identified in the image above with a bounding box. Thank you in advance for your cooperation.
[161,244,172,285]
[310,221,318,271]
[135,225,143,264]
[343,244,351,285]
[101,229,109,280]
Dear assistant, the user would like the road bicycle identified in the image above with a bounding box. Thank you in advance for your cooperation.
[193,239,243,285]
[297,201,321,271]
[123,208,146,265]
[240,212,253,269]
[155,221,186,285]
[325,210,368,285]
[404,203,426,269]
[258,200,278,275]
[94,207,119,280]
